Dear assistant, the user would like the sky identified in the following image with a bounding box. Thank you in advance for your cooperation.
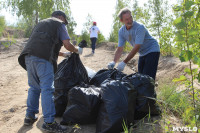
[0,0,177,39]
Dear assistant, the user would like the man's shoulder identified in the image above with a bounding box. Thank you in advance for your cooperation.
[133,21,145,30]
[57,24,67,31]
[119,25,126,33]
[95,26,99,30]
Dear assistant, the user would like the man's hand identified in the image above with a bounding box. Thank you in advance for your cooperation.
[76,47,83,55]
[107,61,116,69]
[116,61,126,71]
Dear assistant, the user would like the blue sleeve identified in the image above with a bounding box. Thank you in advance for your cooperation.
[135,25,146,45]
[57,24,70,41]
[118,30,126,47]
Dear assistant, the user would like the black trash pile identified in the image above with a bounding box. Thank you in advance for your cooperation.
[54,53,89,117]
[54,53,160,133]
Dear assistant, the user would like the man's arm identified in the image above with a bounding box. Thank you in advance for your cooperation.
[58,39,79,57]
[114,47,124,63]
[123,44,140,63]
[116,44,140,71]
[57,24,82,56]
[63,39,78,53]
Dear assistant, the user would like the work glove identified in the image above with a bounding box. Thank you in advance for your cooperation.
[107,61,116,69]
[63,52,71,58]
[116,61,126,71]
[76,46,83,55]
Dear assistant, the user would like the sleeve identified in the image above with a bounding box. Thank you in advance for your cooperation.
[135,25,146,45]
[118,30,126,47]
[57,24,70,41]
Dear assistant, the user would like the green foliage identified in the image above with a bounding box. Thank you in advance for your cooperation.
[148,0,174,55]
[78,31,90,46]
[0,16,6,37]
[159,84,191,116]
[173,17,187,29]
[5,0,77,37]
[97,33,106,44]
[157,82,200,129]
[123,42,133,52]
[78,14,92,46]
[108,0,130,42]
[1,34,16,48]
[179,50,193,62]
[160,26,174,56]
[6,0,70,23]
[173,0,200,129]
[132,0,139,21]
[15,17,35,37]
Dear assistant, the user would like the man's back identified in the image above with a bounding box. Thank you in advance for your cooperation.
[90,26,99,38]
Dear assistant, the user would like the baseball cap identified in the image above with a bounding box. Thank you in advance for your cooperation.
[51,10,68,25]
[93,22,97,25]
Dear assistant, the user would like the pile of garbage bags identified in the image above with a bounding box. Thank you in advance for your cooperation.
[54,53,89,116]
[54,53,160,133]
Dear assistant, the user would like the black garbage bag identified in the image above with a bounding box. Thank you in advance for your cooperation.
[54,89,68,117]
[54,53,89,90]
[89,69,127,87]
[61,85,101,125]
[78,40,87,48]
[122,73,160,119]
[96,79,137,133]
[54,53,89,116]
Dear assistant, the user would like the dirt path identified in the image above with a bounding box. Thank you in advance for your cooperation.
[0,39,199,133]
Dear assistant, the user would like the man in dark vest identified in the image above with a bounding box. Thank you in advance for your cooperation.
[18,11,82,133]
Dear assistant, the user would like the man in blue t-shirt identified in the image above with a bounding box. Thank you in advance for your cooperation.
[107,8,160,80]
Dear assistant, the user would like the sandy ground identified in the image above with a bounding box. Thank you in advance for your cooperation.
[0,39,199,133]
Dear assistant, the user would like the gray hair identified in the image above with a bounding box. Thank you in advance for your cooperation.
[118,8,132,20]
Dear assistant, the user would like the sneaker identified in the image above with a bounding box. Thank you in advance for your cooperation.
[24,116,38,126]
[42,121,68,133]
[155,82,158,87]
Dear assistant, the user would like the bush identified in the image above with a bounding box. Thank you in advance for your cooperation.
[78,30,90,46]
[16,18,35,38]
[78,31,106,47]
[97,33,106,44]
[157,82,200,127]
[0,16,6,37]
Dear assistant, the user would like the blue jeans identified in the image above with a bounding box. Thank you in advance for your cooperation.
[25,55,55,123]
[90,37,97,53]
[138,52,160,80]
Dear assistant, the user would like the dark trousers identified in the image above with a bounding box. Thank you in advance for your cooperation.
[90,37,97,53]
[138,52,160,80]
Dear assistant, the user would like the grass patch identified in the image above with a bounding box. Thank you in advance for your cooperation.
[157,80,200,132]
[123,79,200,132]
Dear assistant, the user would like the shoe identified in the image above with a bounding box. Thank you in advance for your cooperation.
[42,121,68,133]
[24,116,38,126]
[155,82,158,87]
